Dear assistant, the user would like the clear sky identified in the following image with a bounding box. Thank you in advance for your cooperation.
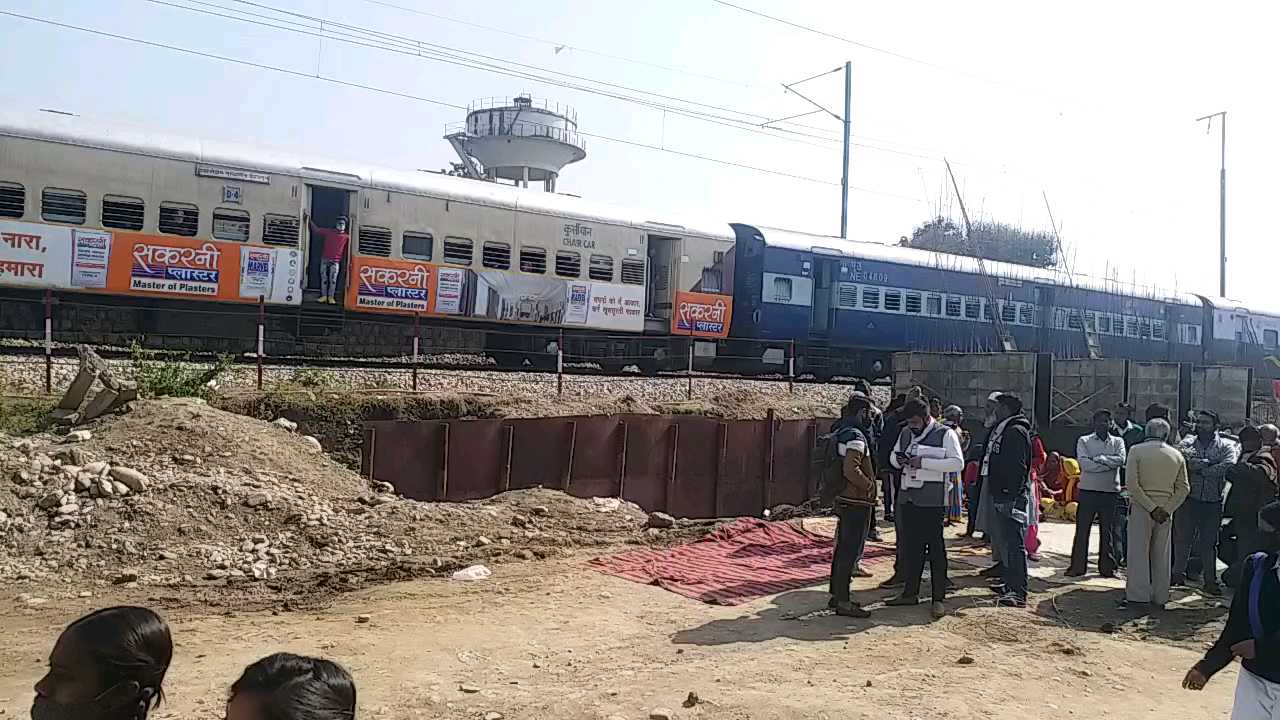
[1,0,1275,305]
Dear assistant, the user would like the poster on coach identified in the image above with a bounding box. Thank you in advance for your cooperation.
[564,281,645,332]
[671,291,733,338]
[103,233,301,305]
[346,256,432,314]
[0,220,75,288]
[238,246,302,305]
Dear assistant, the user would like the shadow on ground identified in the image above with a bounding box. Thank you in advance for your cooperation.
[671,584,955,646]
[1034,584,1229,646]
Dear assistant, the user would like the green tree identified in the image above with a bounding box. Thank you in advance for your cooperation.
[904,216,1058,268]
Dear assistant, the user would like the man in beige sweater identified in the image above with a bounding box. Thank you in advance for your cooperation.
[1122,418,1191,608]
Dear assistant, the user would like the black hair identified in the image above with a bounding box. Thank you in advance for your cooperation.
[997,394,1023,415]
[902,397,931,420]
[1239,425,1262,443]
[1198,409,1221,426]
[1145,403,1170,421]
[844,394,871,415]
[886,394,907,412]
[851,379,871,394]
[66,606,172,716]
[1092,409,1113,421]
[230,653,356,720]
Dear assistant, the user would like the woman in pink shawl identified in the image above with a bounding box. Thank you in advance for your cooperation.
[1024,432,1048,560]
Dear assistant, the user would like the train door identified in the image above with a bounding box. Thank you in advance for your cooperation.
[646,235,679,321]
[810,256,837,337]
[305,185,354,294]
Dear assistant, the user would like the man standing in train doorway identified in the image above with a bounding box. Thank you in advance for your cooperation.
[306,213,350,304]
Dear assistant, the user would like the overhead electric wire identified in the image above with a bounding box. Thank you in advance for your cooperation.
[143,0,850,152]
[0,9,932,196]
[154,0,983,167]
[353,0,767,91]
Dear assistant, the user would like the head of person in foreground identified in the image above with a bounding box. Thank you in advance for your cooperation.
[32,606,173,720]
[226,653,357,720]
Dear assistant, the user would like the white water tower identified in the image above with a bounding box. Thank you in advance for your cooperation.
[445,95,586,191]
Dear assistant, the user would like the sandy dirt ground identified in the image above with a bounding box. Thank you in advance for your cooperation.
[0,519,1244,720]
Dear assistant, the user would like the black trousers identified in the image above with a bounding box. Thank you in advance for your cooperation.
[965,476,982,535]
[829,503,872,603]
[1069,489,1118,575]
[900,503,948,602]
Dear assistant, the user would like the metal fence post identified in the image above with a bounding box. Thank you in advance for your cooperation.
[256,296,265,391]
[686,339,694,401]
[557,329,564,397]
[788,340,795,395]
[412,313,421,392]
[43,289,53,395]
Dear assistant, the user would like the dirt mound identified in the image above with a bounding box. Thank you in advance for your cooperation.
[0,399,700,611]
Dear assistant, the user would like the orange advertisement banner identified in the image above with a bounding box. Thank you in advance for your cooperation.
[106,233,235,301]
[672,291,732,338]
[346,256,433,315]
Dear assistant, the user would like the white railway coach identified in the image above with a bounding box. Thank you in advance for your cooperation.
[0,111,737,365]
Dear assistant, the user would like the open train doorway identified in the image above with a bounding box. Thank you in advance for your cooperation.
[646,235,679,323]
[306,186,353,292]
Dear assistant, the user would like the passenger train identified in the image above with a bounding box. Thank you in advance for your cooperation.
[1,110,1277,388]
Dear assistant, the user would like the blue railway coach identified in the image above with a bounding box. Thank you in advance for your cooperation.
[726,224,1224,380]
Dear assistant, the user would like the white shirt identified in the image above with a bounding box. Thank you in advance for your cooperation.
[891,419,965,489]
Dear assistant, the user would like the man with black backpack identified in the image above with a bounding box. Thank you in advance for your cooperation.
[820,393,878,618]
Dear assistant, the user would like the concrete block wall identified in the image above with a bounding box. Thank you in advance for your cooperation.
[1127,362,1181,417]
[1193,366,1252,427]
[1051,358,1125,425]
[892,352,1035,420]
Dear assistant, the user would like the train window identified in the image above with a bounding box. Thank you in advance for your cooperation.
[772,276,793,302]
[1153,320,1168,342]
[42,188,86,224]
[589,254,614,281]
[884,289,902,312]
[927,294,943,316]
[1001,303,1016,323]
[212,208,250,242]
[158,202,198,236]
[837,284,857,309]
[1018,303,1033,326]
[101,195,144,231]
[0,182,24,218]
[945,296,961,317]
[861,287,880,310]
[443,237,473,265]
[1084,312,1096,331]
[964,298,980,320]
[402,231,433,261]
[482,241,511,269]
[1138,319,1152,339]
[701,268,722,292]
[621,258,646,285]
[555,250,581,278]
[1098,314,1112,334]
[1067,311,1083,331]
[262,214,300,246]
[981,301,992,321]
[1180,324,1201,345]
[905,292,922,314]
[358,226,392,257]
[520,246,547,274]
[1125,317,1139,337]
[1265,329,1278,349]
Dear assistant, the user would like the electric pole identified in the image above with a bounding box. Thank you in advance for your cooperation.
[841,61,852,239]
[768,63,852,237]
[1197,111,1227,297]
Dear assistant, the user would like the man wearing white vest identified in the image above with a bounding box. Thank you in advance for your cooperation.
[887,397,965,619]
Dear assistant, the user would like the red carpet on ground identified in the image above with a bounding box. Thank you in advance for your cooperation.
[589,517,893,605]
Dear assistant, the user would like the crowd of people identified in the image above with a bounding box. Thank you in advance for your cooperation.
[29,606,355,720]
[820,387,1280,718]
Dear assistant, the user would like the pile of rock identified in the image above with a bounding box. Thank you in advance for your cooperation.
[8,433,150,530]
